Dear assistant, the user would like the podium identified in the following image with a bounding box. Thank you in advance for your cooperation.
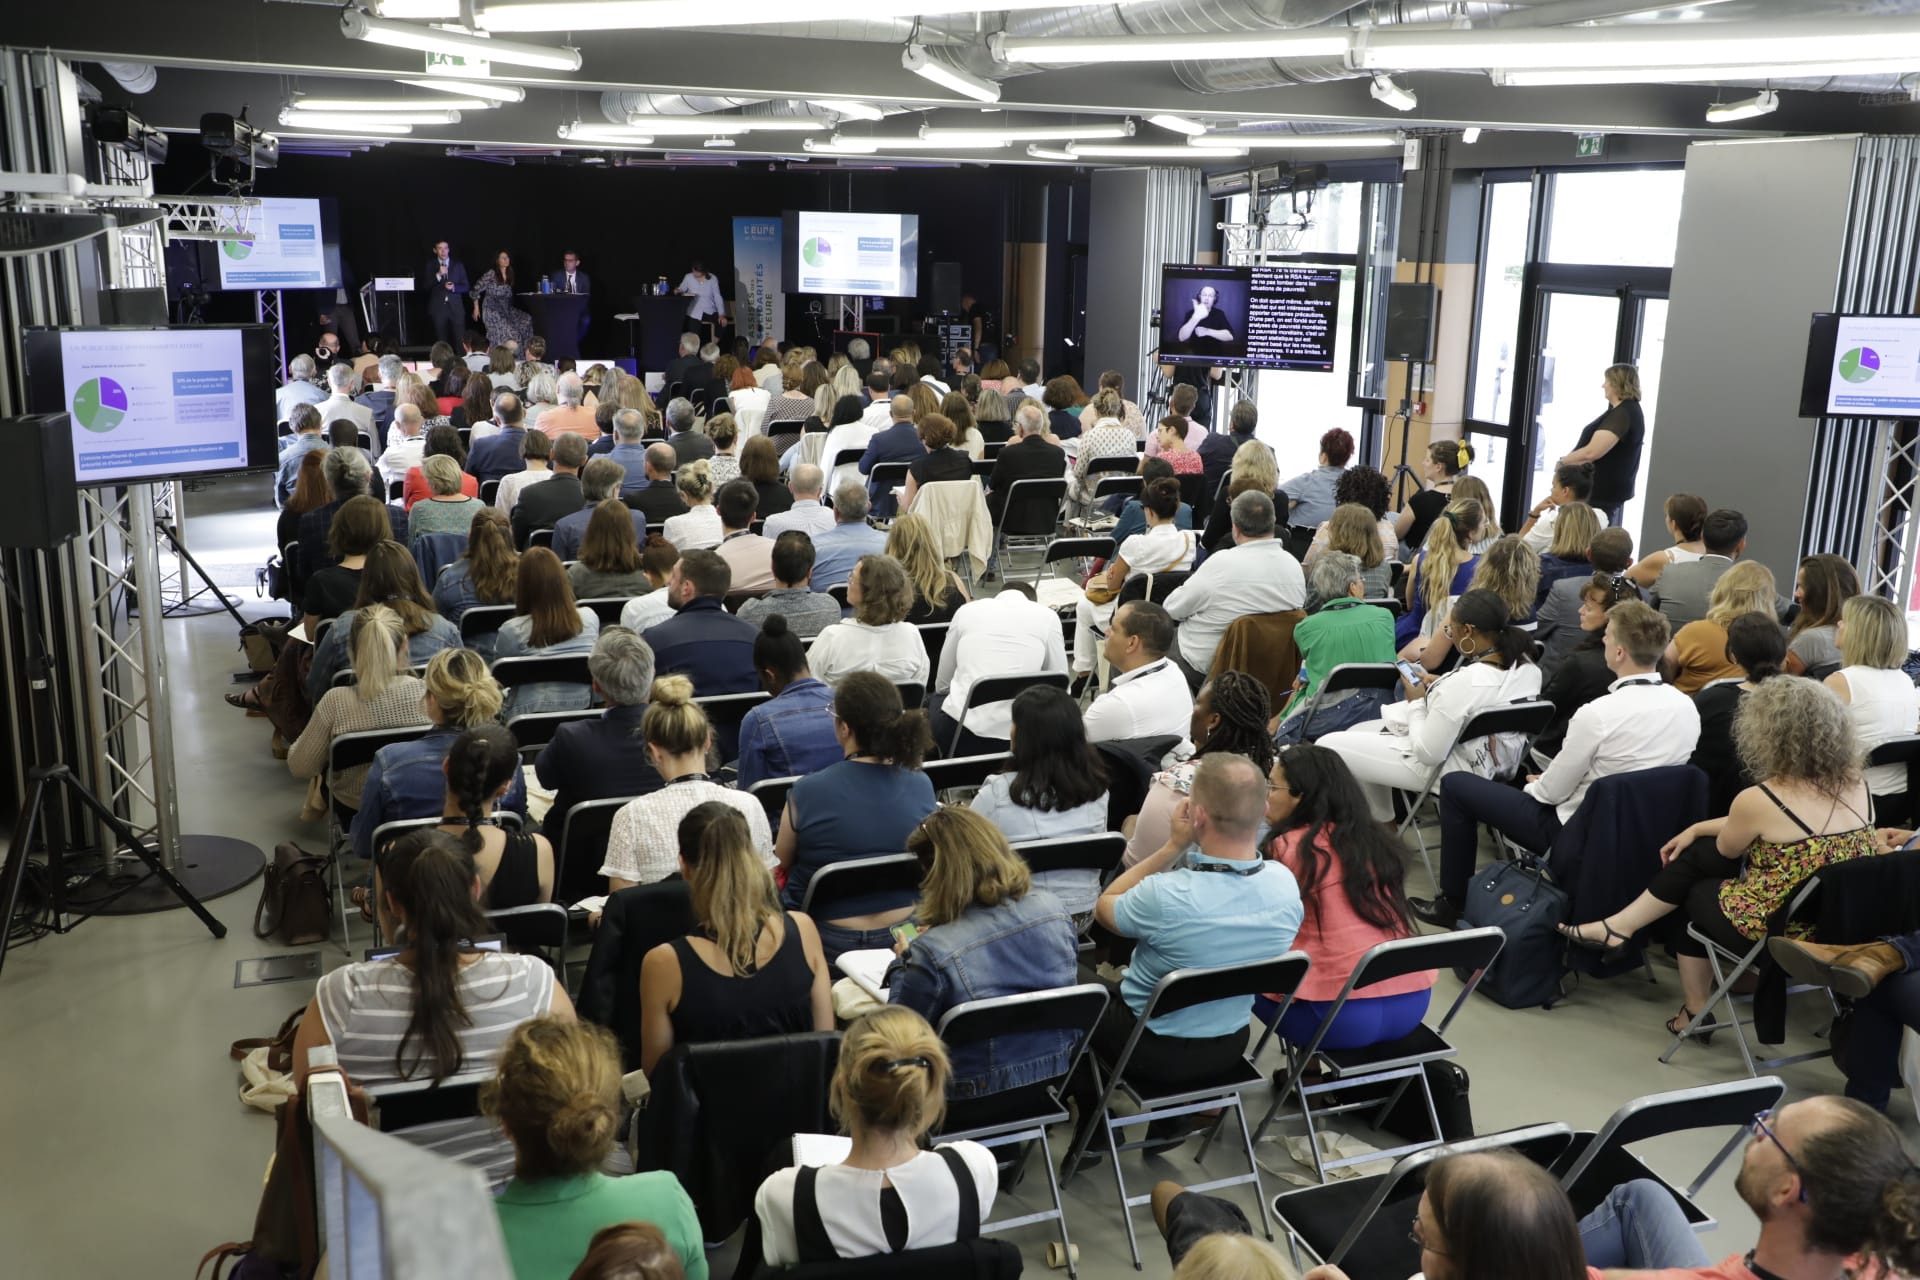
[368,276,415,344]
[517,293,589,359]
[621,294,687,373]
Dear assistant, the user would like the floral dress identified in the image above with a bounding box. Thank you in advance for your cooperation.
[472,270,534,353]
[1717,786,1876,939]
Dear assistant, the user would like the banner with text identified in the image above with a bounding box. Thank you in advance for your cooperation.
[732,216,784,345]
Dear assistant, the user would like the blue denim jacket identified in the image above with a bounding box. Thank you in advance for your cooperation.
[736,677,840,788]
[306,612,461,704]
[887,889,1079,1098]
[349,727,528,862]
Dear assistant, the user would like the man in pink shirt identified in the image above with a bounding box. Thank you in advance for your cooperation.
[537,371,598,440]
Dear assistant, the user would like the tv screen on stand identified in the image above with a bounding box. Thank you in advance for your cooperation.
[1800,311,1920,418]
[1158,263,1342,372]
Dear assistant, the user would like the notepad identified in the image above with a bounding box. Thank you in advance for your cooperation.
[792,1132,854,1168]
[835,948,895,1003]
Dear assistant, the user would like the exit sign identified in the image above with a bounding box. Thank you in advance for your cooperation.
[1576,133,1607,158]
[425,50,490,77]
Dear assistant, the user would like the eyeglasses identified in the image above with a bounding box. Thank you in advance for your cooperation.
[1408,1216,1446,1256]
[1751,1110,1808,1203]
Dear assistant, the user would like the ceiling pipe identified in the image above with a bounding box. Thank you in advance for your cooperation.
[97,61,157,94]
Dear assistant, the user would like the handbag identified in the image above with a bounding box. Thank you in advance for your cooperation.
[1083,532,1191,606]
[230,1006,306,1112]
[1458,855,1570,1009]
[254,842,332,947]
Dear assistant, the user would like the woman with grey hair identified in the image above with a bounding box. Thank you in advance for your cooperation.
[407,455,486,545]
[1273,551,1399,743]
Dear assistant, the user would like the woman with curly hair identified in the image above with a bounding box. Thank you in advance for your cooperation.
[1121,672,1275,868]
[1306,464,1399,566]
[1560,675,1875,1036]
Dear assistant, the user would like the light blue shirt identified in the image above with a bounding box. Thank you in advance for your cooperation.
[1112,852,1302,1038]
[968,773,1109,916]
[807,520,889,589]
[1280,464,1347,530]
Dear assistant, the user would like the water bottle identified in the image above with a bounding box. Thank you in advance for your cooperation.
[540,275,553,295]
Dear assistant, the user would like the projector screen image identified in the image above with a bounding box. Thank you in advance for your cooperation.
[24,326,281,487]
[1159,263,1342,371]
[214,196,338,289]
[783,211,920,298]
[1800,312,1920,418]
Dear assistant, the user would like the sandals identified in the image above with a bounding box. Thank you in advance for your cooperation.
[1558,919,1632,955]
[349,885,375,924]
[225,688,265,714]
[1665,1006,1718,1041]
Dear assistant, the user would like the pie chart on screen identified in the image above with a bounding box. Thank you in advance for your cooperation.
[1839,346,1881,383]
[222,239,254,260]
[73,376,129,433]
[803,236,832,267]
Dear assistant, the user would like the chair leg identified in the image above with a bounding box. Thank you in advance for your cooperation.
[1231,1098,1275,1241]
[1106,1115,1143,1271]
[1033,1129,1076,1280]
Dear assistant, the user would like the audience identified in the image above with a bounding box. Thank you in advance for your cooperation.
[1532,500,1602,607]
[1280,428,1354,529]
[1689,611,1788,817]
[1198,440,1281,553]
[1122,672,1276,868]
[713,478,776,593]
[1406,534,1541,671]
[538,372,595,440]
[808,555,931,689]
[277,445,331,556]
[620,443,690,530]
[419,724,553,909]
[288,603,431,809]
[986,403,1067,527]
[1652,507,1752,626]
[406,424,480,512]
[617,538,682,636]
[1536,574,1644,760]
[1305,464,1398,567]
[307,541,461,699]
[662,460,722,553]
[641,549,759,701]
[492,428,553,515]
[1664,559,1780,694]
[1272,552,1398,740]
[513,432,589,549]
[469,393,531,485]
[566,500,652,599]
[495,547,599,717]
[604,408,653,494]
[377,404,427,494]
[737,615,841,789]
[534,627,664,838]
[408,455,487,546]
[1516,460,1596,555]
[1395,438,1473,551]
[1303,502,1393,607]
[762,464,833,539]
[1148,415,1203,478]
[1398,498,1484,649]
[1823,593,1920,809]
[276,404,329,508]
[899,413,971,512]
[967,686,1110,918]
[1624,491,1709,588]
[886,513,970,624]
[1070,478,1198,684]
[1165,491,1305,684]
[737,532,840,638]
[1083,600,1196,748]
[741,435,794,520]
[930,580,1067,755]
[319,362,374,438]
[1534,526,1636,672]
[298,448,385,581]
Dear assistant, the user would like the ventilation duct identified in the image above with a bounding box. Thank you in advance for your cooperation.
[98,61,157,94]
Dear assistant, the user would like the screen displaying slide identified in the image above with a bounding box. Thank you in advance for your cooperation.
[1159,263,1342,371]
[1824,315,1920,416]
[57,329,251,483]
[792,212,920,297]
[215,196,328,289]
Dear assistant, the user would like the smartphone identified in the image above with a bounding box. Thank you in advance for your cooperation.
[890,922,922,946]
[1396,660,1424,684]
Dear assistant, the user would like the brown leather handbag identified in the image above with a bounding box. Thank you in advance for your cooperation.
[253,842,331,947]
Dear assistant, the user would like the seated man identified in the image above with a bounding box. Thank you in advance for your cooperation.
[533,627,666,835]
[537,371,596,440]
[1517,459,1596,555]
[1082,600,1195,750]
[857,393,927,519]
[512,432,589,550]
[1772,932,1920,1113]
[552,458,643,564]
[1413,600,1699,927]
[317,362,374,439]
[275,403,329,509]
[713,479,776,593]
[623,442,691,529]
[664,397,714,467]
[604,409,652,494]
[467,393,531,485]
[736,615,841,789]
[737,531,841,639]
[376,404,428,493]
[276,353,328,423]
[1651,508,1747,628]
[640,549,759,698]
[762,463,835,540]
[808,482,888,589]
[1164,491,1305,685]
[930,581,1067,756]
[987,402,1067,527]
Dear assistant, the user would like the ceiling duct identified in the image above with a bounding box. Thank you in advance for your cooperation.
[98,61,157,94]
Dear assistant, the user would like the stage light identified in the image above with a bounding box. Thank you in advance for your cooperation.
[1189,132,1401,149]
[902,44,1001,103]
[1705,89,1779,122]
[1067,142,1248,158]
[291,95,496,112]
[992,30,1346,64]
[1147,114,1208,136]
[1462,126,1482,143]
[1025,145,1078,161]
[1369,74,1418,112]
[280,108,459,128]
[340,11,583,73]
[477,0,1146,31]
[398,78,527,102]
[1359,17,1920,71]
[621,115,827,135]
[809,99,884,121]
[919,121,1131,142]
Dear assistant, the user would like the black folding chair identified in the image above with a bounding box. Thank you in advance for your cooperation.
[946,672,1069,757]
[970,457,996,480]
[324,725,436,942]
[922,752,1013,799]
[553,796,636,951]
[506,708,600,757]
[577,596,628,629]
[870,460,911,494]
[1084,453,1139,478]
[917,622,950,679]
[458,604,517,646]
[799,852,922,921]
[1091,474,1143,504]
[831,447,866,473]
[898,682,926,711]
[528,528,554,550]
[1868,734,1920,826]
[1360,596,1406,617]
[479,479,500,507]
[1011,833,1127,880]
[491,654,593,698]
[1395,700,1556,885]
[1289,663,1402,738]
[386,477,405,502]
[364,1068,493,1135]
[694,690,771,754]
[748,774,797,828]
[994,477,1068,579]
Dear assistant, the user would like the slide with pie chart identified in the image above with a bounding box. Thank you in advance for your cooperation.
[1827,315,1920,415]
[789,211,919,297]
[57,329,250,482]
[213,197,328,289]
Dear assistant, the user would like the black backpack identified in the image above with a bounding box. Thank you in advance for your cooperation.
[1457,856,1570,1009]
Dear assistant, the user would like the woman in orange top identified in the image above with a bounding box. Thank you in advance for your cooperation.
[1257,744,1435,1048]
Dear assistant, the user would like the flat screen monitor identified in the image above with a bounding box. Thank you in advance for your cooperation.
[1800,312,1920,418]
[782,211,920,298]
[213,196,344,290]
[1158,263,1342,372]
[22,325,282,487]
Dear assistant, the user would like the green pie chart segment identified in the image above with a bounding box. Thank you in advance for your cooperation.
[222,239,254,260]
[73,376,129,433]
[1839,346,1880,384]
[803,237,831,267]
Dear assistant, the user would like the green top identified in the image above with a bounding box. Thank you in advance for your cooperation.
[493,1170,708,1280]
[1281,599,1398,719]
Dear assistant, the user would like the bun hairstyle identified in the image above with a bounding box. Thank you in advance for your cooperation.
[833,672,932,770]
[675,458,715,503]
[676,801,781,977]
[375,829,489,1083]
[643,673,711,757]
[483,1015,622,1181]
[1428,438,1473,477]
[423,647,505,727]
[754,612,808,682]
[1665,493,1708,542]
[829,1006,951,1140]
[446,724,520,848]
[1724,610,1787,683]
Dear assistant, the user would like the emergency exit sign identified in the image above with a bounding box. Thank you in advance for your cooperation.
[1576,133,1607,158]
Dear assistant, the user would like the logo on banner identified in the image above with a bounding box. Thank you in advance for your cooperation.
[732,216,785,345]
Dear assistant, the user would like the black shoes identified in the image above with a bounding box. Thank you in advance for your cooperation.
[1408,895,1462,928]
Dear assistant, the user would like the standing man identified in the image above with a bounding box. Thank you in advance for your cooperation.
[675,260,727,346]
[557,251,591,349]
[422,239,469,349]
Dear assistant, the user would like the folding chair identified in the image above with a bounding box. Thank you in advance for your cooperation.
[506,708,600,758]
[1394,700,1556,886]
[748,773,796,828]
[946,672,1069,757]
[1250,928,1506,1182]
[577,596,628,628]
[917,622,950,679]
[485,901,569,960]
[364,1068,493,1135]
[1271,1123,1576,1280]
[385,477,405,502]
[830,447,865,474]
[934,985,1111,1279]
[479,479,500,507]
[799,852,923,921]
[870,459,911,495]
[1060,953,1312,1269]
[922,752,1013,799]
[1867,734,1920,826]
[1085,454,1139,479]
[828,583,851,608]
[1554,1077,1786,1229]
[491,654,593,697]
[694,690,771,753]
[1035,536,1114,613]
[898,682,926,711]
[528,528,554,550]
[458,604,516,647]
[319,726,435,943]
[1091,473,1143,505]
[1360,596,1406,617]
[994,477,1068,581]
[1289,663,1401,739]
[971,457,996,480]
[555,795,635,918]
[1012,832,1128,941]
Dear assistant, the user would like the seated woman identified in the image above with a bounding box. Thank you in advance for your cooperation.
[1396,498,1484,651]
[885,514,970,626]
[1665,560,1779,694]
[1623,491,1708,589]
[662,459,722,552]
[1273,553,1398,743]
[900,414,973,512]
[618,537,681,636]
[1145,416,1201,476]
[492,427,553,516]
[1785,553,1857,677]
[1068,393,1140,508]
[752,1007,997,1268]
[1532,501,1602,609]
[1070,478,1198,681]
[1824,593,1920,814]
[1255,745,1434,1048]
[1305,464,1398,568]
[1690,612,1787,817]
[738,615,843,789]
[488,1016,708,1279]
[888,807,1078,1101]
[567,499,653,600]
[808,555,932,688]
[1319,589,1543,824]
[940,392,987,461]
[1303,503,1391,608]
[1405,534,1540,671]
[707,412,742,487]
[1200,442,1284,554]
[967,685,1110,921]
[1451,476,1504,552]
[288,604,431,810]
[1394,440,1471,554]
[1122,673,1275,868]
[307,539,461,701]
[776,673,936,963]
[277,447,330,558]
[493,547,599,717]
[743,435,795,521]
[1042,375,1087,441]
[1535,575,1642,761]
[639,803,833,1075]
[408,454,487,546]
[1560,676,1876,1036]
[433,508,518,647]
[404,424,480,511]
[601,676,774,892]
[423,724,553,910]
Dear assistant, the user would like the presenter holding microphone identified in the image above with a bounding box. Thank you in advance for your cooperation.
[423,239,469,348]
[675,260,727,345]
[557,251,591,348]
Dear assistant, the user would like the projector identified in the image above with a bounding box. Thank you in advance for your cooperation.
[200,113,279,169]
[90,105,169,164]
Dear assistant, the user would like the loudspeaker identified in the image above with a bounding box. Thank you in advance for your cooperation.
[1385,282,1438,362]
[0,415,80,549]
[931,262,963,315]
[98,287,168,325]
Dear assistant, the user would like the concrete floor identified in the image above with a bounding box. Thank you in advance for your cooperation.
[0,473,1902,1279]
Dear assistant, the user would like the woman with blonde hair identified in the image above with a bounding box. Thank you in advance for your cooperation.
[1407,535,1541,671]
[661,458,721,551]
[888,807,1077,1101]
[1785,553,1860,676]
[808,554,932,686]
[488,1016,707,1278]
[1397,498,1484,651]
[1824,594,1920,803]
[289,604,430,808]
[602,677,775,891]
[1664,559,1779,694]
[407,453,486,544]
[906,380,942,423]
[494,547,598,716]
[434,508,519,645]
[974,386,1012,443]
[1561,362,1646,524]
[752,1006,998,1267]
[1200,440,1283,552]
[1450,475,1503,550]
[568,500,652,599]
[1535,501,1603,604]
[1305,504,1390,606]
[884,513,970,624]
[638,802,832,1073]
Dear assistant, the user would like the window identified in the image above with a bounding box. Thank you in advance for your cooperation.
[1468,182,1532,427]
[1545,169,1685,268]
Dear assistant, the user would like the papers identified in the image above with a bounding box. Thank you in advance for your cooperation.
[572,894,609,916]
[287,620,312,645]
[835,948,895,1003]
[792,1132,854,1168]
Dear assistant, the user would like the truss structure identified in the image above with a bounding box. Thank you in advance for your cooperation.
[1218,219,1310,261]
[1862,418,1920,605]
[153,194,259,244]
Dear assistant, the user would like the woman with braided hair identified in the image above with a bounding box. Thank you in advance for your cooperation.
[1122,671,1275,868]
[423,723,554,910]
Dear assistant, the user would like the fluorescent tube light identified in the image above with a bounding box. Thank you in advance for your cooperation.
[277,118,414,136]
[1067,142,1248,158]
[478,0,1141,31]
[1191,132,1400,149]
[623,115,826,134]
[557,123,657,144]
[292,95,495,112]
[375,0,463,16]
[280,107,461,128]
[803,137,880,154]
[919,121,1132,142]
[1495,59,1920,86]
[340,11,583,73]
[902,44,1001,103]
[1369,74,1418,112]
[703,137,736,148]
[830,134,1007,150]
[1705,89,1779,122]
[398,77,527,102]
[1026,145,1078,161]
[992,30,1346,64]
[1148,114,1208,136]
[809,99,884,121]
[1360,18,1920,72]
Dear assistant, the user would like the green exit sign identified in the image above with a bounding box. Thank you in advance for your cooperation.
[1576,133,1607,158]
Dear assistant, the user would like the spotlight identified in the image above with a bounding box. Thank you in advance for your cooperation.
[1370,74,1418,111]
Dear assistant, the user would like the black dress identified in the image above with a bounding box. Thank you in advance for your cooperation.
[906,582,967,626]
[1576,400,1646,515]
[482,829,544,911]
[667,913,816,1047]
[908,448,973,488]
[1403,487,1453,552]
[1690,681,1750,818]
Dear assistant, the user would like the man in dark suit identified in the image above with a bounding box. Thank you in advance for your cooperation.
[987,401,1068,526]
[512,432,589,549]
[624,443,691,529]
[662,333,710,398]
[467,394,532,485]
[857,394,927,519]
[422,240,469,348]
[665,398,714,467]
[641,549,760,755]
[355,354,402,429]
[534,625,664,836]
[557,251,591,348]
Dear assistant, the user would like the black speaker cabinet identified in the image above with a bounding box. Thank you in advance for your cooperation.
[98,286,169,326]
[930,262,963,315]
[0,415,81,549]
[1385,282,1438,363]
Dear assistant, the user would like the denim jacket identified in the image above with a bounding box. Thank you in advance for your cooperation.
[887,889,1079,1098]
[736,676,840,788]
[348,727,529,861]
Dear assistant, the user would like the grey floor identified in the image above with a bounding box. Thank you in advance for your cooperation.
[0,473,1905,1279]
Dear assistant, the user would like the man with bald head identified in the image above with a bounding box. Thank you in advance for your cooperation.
[623,441,691,528]
[857,392,927,519]
[376,403,427,490]
[763,462,834,539]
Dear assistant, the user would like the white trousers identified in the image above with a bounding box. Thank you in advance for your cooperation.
[1073,594,1116,675]
[1317,722,1429,822]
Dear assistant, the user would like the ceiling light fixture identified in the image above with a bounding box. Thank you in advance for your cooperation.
[808,99,884,121]
[1493,58,1918,86]
[1147,113,1208,136]
[374,0,462,16]
[1359,17,1920,72]
[1067,142,1248,158]
[557,122,657,144]
[1369,74,1418,111]
[340,11,583,73]
[991,30,1347,64]
[622,114,825,134]
[919,121,1132,142]
[280,107,461,128]
[398,77,527,102]
[276,117,414,136]
[902,44,1002,103]
[1462,126,1482,143]
[830,133,1007,150]
[1026,145,1078,160]
[477,0,1144,31]
[703,137,736,147]
[803,137,880,154]
[1705,88,1780,122]
[292,95,495,112]
[1189,132,1401,149]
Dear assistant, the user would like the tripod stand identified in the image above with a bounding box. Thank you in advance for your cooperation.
[154,511,251,624]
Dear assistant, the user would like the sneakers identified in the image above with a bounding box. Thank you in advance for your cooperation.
[1408,895,1462,929]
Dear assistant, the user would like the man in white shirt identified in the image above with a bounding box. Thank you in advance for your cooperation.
[377,404,428,491]
[917,354,951,397]
[820,381,887,494]
[859,371,894,429]
[462,329,490,372]
[1164,491,1305,685]
[275,354,327,423]
[1018,358,1045,402]
[675,260,727,341]
[763,464,835,539]
[317,364,373,438]
[1082,601,1196,752]
[930,582,1068,755]
[1517,461,1596,554]
[1412,599,1699,926]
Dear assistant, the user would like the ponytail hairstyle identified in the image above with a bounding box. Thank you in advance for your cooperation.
[445,724,520,856]
[829,1006,951,1140]
[465,508,519,603]
[833,671,932,770]
[676,801,781,977]
[1792,1096,1920,1273]
[422,647,505,727]
[1665,492,1708,542]
[1263,744,1413,934]
[349,603,408,700]
[375,829,488,1083]
[1449,588,1535,669]
[1195,672,1277,777]
[1450,476,1502,539]
[565,1223,683,1280]
[1418,498,1484,616]
[482,1015,622,1180]
[1427,437,1473,478]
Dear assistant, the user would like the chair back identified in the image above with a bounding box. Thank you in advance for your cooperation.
[576,879,697,1070]
[555,796,631,907]
[921,753,1013,796]
[748,773,797,827]
[831,447,865,471]
[1557,1077,1785,1195]
[1044,536,1115,571]
[898,682,926,710]
[1176,472,1206,517]
[724,589,769,613]
[970,457,995,480]
[1094,736,1181,830]
[1086,453,1138,477]
[478,478,500,506]
[998,477,1067,536]
[1318,662,1402,698]
[1092,473,1143,502]
[800,852,923,920]
[506,708,600,756]
[490,654,593,689]
[936,982,1109,1055]
[364,1069,492,1135]
[1013,833,1127,877]
[387,477,405,502]
[1361,595,1406,616]
[577,596,627,628]
[457,604,516,645]
[828,583,851,609]
[527,527,554,549]
[1456,699,1556,744]
[1345,928,1505,997]
[485,901,568,954]
[870,460,911,492]
[695,690,772,750]
[917,622,950,676]
[952,672,1069,755]
[1143,952,1313,1021]
[1284,524,1318,560]
[329,725,433,775]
